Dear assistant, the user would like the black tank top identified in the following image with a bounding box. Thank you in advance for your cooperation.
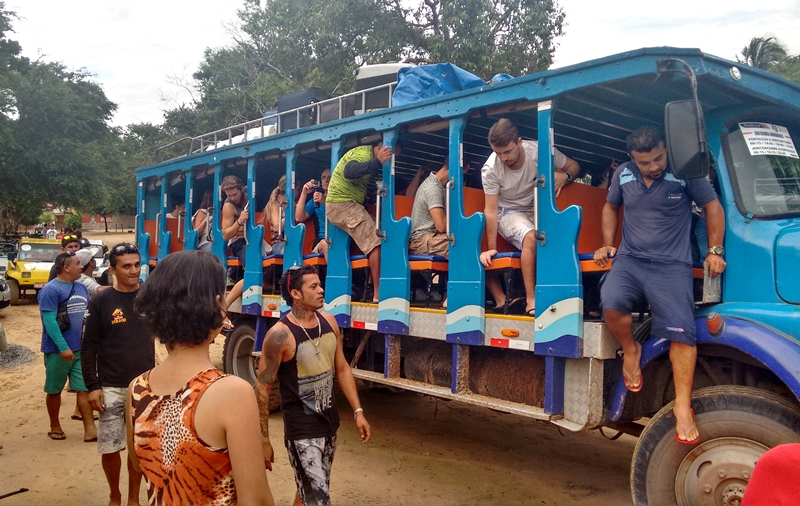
[277,311,341,440]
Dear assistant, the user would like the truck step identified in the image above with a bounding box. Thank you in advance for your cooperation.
[351,368,558,421]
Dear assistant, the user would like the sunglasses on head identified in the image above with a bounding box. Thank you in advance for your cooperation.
[64,234,78,240]
[112,244,139,255]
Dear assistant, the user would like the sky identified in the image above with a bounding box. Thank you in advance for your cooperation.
[9,0,800,128]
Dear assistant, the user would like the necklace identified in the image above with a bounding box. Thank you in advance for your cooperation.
[289,311,322,354]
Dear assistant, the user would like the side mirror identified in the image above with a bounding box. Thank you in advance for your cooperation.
[657,58,710,179]
[665,100,710,179]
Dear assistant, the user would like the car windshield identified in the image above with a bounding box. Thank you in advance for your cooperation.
[725,122,800,219]
[18,243,61,262]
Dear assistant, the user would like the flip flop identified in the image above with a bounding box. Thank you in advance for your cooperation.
[48,431,66,440]
[71,414,99,421]
[675,410,700,445]
[84,437,97,443]
[525,307,536,317]
[621,343,643,392]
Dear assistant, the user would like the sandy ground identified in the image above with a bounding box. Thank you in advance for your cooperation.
[0,231,636,505]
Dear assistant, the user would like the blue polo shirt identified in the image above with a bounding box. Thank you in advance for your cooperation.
[608,161,717,265]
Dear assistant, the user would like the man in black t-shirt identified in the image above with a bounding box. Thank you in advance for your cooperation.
[81,243,155,506]
[256,265,370,506]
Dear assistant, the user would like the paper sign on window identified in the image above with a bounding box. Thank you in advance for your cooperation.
[739,122,799,159]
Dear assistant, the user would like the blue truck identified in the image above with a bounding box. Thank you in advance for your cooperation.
[135,47,800,505]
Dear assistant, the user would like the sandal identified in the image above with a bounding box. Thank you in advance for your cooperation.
[675,409,700,445]
[48,431,66,440]
[621,342,643,393]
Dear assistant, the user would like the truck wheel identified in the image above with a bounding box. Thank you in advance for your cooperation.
[631,385,800,506]
[8,279,20,305]
[222,322,280,411]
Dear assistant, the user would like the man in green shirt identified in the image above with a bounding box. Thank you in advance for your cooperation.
[325,143,393,303]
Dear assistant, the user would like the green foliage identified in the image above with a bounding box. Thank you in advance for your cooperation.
[737,37,788,70]
[64,212,82,230]
[770,55,800,85]
[38,211,54,225]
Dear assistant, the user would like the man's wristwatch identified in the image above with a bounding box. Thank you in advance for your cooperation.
[708,246,724,256]
[565,172,573,183]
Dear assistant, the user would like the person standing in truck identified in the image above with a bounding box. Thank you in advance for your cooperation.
[325,143,394,302]
[256,264,370,506]
[594,126,726,445]
[480,118,581,316]
[221,175,249,281]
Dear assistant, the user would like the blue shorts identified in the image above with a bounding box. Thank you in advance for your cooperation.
[600,255,696,345]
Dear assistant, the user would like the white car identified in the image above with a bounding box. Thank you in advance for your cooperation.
[87,240,112,285]
[0,275,11,310]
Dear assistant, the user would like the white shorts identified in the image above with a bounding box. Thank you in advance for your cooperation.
[497,209,536,250]
[97,386,128,455]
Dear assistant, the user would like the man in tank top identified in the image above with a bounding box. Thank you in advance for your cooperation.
[256,264,371,506]
[221,175,249,281]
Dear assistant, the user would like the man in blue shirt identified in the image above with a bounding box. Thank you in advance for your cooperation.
[594,126,726,445]
[295,168,331,262]
[39,251,95,442]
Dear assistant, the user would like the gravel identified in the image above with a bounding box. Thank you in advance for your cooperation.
[0,343,36,369]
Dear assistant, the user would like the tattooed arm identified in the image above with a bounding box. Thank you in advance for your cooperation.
[255,324,293,471]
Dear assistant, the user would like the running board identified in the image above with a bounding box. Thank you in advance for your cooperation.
[351,369,558,421]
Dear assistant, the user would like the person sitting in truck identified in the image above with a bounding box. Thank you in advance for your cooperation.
[166,195,185,219]
[593,126,726,445]
[262,176,288,257]
[295,168,330,262]
[479,118,581,317]
[192,189,214,252]
[326,142,394,303]
[220,175,249,282]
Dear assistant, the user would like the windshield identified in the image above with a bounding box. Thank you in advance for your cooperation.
[725,122,800,218]
[18,243,61,262]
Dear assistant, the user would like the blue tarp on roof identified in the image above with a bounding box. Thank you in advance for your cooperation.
[392,63,486,107]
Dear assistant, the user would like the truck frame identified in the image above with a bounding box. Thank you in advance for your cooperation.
[135,47,800,506]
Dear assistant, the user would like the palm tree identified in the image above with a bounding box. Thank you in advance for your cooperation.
[737,37,788,70]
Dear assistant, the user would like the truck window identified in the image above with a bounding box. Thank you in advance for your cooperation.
[726,122,800,218]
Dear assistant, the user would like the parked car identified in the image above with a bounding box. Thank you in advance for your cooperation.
[5,238,61,305]
[0,275,11,310]
[87,239,112,285]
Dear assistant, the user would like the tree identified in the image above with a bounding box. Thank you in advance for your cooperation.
[737,36,788,70]
[770,55,800,85]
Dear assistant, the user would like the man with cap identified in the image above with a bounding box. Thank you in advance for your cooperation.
[75,247,108,298]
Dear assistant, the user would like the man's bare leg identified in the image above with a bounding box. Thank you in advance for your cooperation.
[486,272,507,307]
[46,393,63,435]
[102,451,123,506]
[520,231,537,314]
[368,246,380,302]
[127,453,144,506]
[293,492,303,506]
[670,341,699,442]
[77,392,97,441]
[604,309,643,390]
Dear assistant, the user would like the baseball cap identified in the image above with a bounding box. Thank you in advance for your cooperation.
[75,247,100,268]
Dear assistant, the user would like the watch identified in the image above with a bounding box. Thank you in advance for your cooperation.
[708,246,724,256]
[565,172,573,183]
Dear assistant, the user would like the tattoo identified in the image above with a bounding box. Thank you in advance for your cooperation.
[255,328,289,439]
[255,384,272,438]
[291,306,309,320]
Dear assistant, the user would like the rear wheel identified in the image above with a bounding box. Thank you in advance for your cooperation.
[631,385,800,506]
[8,279,20,305]
[222,322,280,411]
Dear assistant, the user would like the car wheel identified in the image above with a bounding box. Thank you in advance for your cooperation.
[222,322,280,411]
[8,279,20,306]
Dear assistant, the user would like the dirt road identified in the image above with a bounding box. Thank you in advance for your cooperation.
[0,232,635,505]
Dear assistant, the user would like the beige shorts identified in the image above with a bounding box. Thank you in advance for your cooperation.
[326,201,382,255]
[409,231,449,259]
[97,386,127,455]
[498,209,537,250]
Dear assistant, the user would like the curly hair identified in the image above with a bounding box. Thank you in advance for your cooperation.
[134,250,226,348]
[280,264,319,306]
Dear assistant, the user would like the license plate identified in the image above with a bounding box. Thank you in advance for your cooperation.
[34,282,45,288]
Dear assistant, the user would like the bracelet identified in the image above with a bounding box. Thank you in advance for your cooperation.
[353,407,364,420]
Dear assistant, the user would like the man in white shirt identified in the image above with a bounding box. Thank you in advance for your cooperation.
[480,119,580,316]
[75,248,107,298]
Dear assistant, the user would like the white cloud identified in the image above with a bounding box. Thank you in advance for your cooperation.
[8,0,800,128]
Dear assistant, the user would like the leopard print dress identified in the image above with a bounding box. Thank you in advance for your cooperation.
[130,368,237,505]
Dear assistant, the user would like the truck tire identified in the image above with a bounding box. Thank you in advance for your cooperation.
[631,385,800,506]
[8,279,20,306]
[222,322,280,412]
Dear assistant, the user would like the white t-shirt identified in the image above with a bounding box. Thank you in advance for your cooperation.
[481,140,568,209]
